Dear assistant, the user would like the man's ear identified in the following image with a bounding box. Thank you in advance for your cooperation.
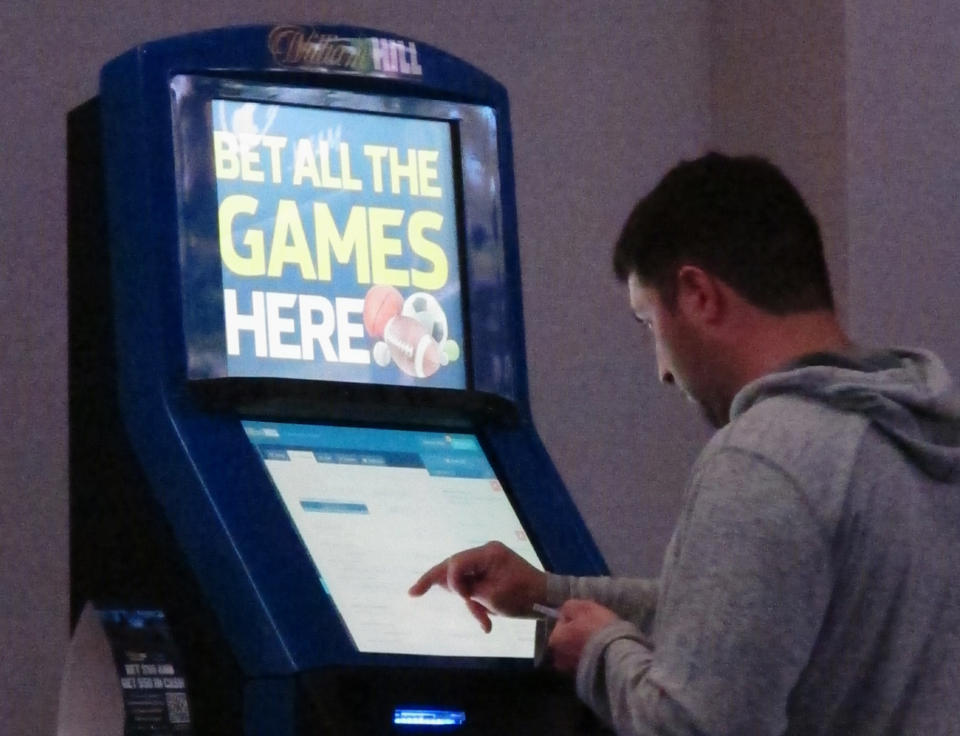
[675,265,724,325]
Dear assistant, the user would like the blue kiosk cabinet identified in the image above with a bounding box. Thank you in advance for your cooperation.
[68,26,607,734]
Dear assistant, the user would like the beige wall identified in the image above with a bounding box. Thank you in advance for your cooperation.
[710,1,960,375]
[846,2,960,373]
[710,0,848,319]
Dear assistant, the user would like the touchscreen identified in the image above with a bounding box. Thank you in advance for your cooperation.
[243,420,543,658]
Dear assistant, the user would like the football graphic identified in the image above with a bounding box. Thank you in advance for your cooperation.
[382,314,445,379]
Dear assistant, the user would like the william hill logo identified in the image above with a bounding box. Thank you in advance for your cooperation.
[268,26,424,77]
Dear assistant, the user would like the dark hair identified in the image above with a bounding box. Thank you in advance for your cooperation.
[613,152,834,313]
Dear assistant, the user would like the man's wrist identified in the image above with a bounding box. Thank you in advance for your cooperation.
[543,572,570,608]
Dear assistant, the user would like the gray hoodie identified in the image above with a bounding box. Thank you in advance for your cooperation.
[548,348,960,735]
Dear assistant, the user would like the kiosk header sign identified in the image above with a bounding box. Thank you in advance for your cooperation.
[209,98,467,389]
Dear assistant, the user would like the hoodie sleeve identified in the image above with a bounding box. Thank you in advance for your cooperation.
[572,446,834,735]
[546,574,659,635]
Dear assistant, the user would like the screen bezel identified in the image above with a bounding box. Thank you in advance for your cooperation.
[171,73,505,394]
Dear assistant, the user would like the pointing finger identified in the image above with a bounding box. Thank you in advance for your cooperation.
[408,560,449,597]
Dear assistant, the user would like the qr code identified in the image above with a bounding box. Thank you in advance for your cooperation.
[166,691,191,725]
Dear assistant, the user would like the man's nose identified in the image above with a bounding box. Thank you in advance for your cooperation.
[655,350,675,385]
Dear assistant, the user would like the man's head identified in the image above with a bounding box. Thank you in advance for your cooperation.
[614,152,833,312]
[615,153,840,426]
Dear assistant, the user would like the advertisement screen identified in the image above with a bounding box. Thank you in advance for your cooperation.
[210,99,466,389]
[243,420,543,658]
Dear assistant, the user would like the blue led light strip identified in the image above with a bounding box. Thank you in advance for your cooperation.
[393,708,467,727]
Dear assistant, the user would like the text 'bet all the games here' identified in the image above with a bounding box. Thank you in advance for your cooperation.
[211,100,464,386]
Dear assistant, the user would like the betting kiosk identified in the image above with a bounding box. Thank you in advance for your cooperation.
[69,25,608,734]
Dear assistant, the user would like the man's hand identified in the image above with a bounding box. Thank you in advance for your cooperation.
[409,541,547,633]
[547,599,619,674]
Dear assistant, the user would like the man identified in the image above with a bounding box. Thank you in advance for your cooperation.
[410,153,960,734]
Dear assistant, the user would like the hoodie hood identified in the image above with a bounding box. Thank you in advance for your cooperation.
[730,347,960,482]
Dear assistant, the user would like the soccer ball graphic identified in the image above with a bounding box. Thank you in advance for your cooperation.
[401,292,448,346]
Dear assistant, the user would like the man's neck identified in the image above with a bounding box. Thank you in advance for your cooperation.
[733,309,851,389]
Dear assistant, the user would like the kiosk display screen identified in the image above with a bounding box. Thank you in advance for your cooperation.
[243,420,543,658]
[173,75,496,392]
